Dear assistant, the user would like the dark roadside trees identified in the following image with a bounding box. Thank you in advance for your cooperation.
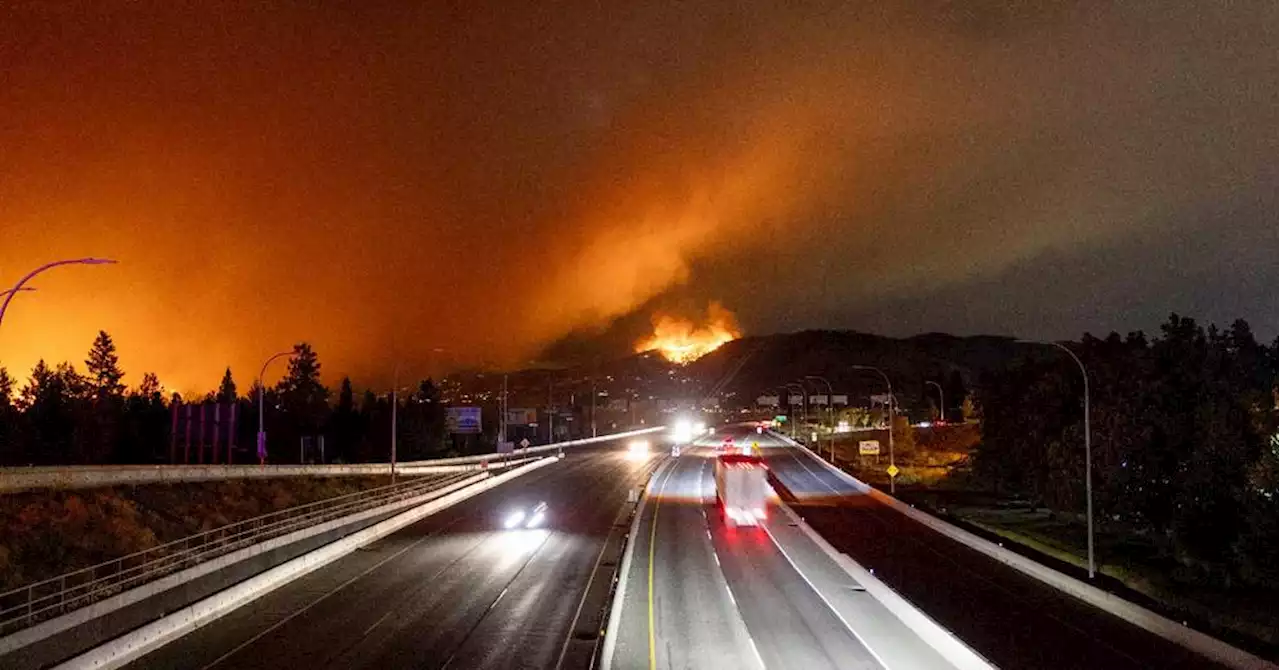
[0,368,18,461]
[275,342,330,462]
[85,330,126,463]
[398,379,447,461]
[974,314,1278,587]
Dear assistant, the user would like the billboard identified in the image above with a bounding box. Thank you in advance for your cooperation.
[859,440,881,455]
[447,407,482,433]
[505,408,537,425]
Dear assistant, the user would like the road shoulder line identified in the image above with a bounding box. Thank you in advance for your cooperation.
[772,501,994,670]
[599,456,670,670]
[772,431,1274,670]
[53,458,558,670]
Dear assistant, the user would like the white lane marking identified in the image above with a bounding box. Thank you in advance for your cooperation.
[362,610,394,637]
[762,520,890,670]
[700,449,765,670]
[784,448,844,496]
[747,633,768,670]
[198,515,475,670]
[599,456,670,670]
[555,458,661,669]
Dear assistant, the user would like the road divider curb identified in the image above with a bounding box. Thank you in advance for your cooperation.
[771,500,994,670]
[53,457,558,670]
[774,432,1275,670]
[598,456,671,670]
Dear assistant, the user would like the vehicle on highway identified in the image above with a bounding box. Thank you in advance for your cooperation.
[627,439,650,460]
[503,501,548,529]
[671,444,681,457]
[714,454,769,527]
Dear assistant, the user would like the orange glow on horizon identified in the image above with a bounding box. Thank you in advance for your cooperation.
[635,302,741,364]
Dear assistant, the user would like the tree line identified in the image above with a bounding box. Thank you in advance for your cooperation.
[975,314,1277,588]
[0,336,457,466]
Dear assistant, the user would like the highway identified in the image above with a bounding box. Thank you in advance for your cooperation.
[761,429,1229,670]
[606,426,957,670]
[123,445,659,670]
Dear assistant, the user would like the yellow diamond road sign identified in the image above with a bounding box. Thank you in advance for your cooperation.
[886,464,900,478]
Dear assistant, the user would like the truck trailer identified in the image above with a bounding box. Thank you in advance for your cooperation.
[714,454,769,527]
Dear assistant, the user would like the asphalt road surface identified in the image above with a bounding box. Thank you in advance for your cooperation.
[607,428,954,670]
[124,445,659,670]
[758,427,1229,670]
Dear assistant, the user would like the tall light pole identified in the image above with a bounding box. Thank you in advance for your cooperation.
[805,375,836,462]
[925,380,945,423]
[766,386,793,437]
[784,382,808,439]
[257,350,292,465]
[0,258,117,329]
[1020,339,1095,579]
[391,363,401,484]
[851,365,896,494]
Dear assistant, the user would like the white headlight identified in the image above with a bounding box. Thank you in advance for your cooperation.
[504,510,526,529]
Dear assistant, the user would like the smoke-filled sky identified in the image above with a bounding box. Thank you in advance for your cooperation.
[1,1,1274,394]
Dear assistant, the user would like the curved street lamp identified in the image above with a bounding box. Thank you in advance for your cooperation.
[0,258,117,329]
[805,375,836,461]
[783,382,808,439]
[256,350,293,465]
[925,380,945,423]
[1019,339,1095,579]
[851,365,896,494]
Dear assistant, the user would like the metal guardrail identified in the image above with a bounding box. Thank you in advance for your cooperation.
[0,426,668,492]
[0,470,481,636]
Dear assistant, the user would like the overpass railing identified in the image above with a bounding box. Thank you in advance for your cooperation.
[0,426,667,492]
[0,469,487,636]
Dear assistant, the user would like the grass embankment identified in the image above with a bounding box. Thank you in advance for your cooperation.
[826,423,1277,652]
[0,476,399,592]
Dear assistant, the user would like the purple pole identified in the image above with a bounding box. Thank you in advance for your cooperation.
[227,403,237,464]
[212,404,221,465]
[184,404,193,464]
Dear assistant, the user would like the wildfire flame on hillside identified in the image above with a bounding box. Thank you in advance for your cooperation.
[635,302,741,364]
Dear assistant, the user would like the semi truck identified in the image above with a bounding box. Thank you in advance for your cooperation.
[714,454,769,527]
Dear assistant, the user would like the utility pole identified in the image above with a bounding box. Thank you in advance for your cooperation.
[590,371,597,438]
[548,372,554,444]
[499,374,508,446]
[391,364,399,485]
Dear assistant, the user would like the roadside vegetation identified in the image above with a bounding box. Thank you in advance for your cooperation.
[827,314,1277,652]
[0,476,397,593]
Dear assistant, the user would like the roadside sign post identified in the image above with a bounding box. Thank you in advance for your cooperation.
[859,440,880,466]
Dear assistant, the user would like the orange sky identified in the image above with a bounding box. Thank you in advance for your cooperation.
[1,2,1272,395]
